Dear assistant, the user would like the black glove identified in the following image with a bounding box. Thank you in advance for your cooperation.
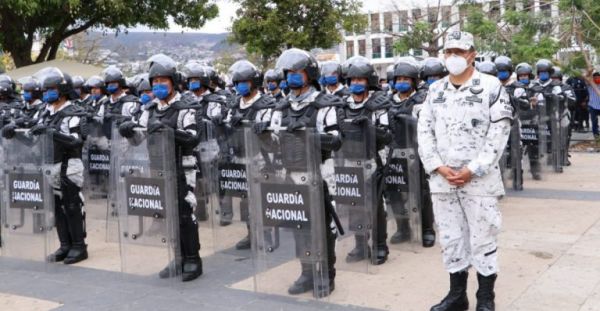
[30,124,48,136]
[14,117,28,128]
[230,114,243,127]
[320,134,342,151]
[375,126,392,146]
[287,121,306,132]
[118,121,139,138]
[1,123,17,139]
[351,115,370,125]
[253,121,270,134]
[147,120,166,134]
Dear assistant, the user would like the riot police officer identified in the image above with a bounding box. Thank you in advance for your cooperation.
[84,75,108,119]
[0,75,22,129]
[420,57,448,87]
[264,69,286,103]
[5,67,89,264]
[340,56,392,265]
[515,62,544,180]
[72,75,92,107]
[320,61,350,98]
[387,57,436,248]
[97,66,138,139]
[477,61,498,76]
[119,54,203,282]
[15,76,45,128]
[183,62,225,122]
[269,48,342,297]
[496,56,527,190]
[550,66,576,166]
[220,60,275,249]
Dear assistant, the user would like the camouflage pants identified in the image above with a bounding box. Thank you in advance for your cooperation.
[431,193,501,276]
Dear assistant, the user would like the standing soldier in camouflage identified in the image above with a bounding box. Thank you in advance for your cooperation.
[418,32,512,311]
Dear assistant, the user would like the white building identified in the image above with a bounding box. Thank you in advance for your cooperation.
[340,0,562,77]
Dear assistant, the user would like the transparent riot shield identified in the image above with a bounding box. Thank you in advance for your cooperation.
[1,130,55,265]
[544,94,563,173]
[558,97,571,167]
[520,100,546,181]
[247,128,332,299]
[212,124,253,254]
[82,120,110,222]
[385,114,422,248]
[331,120,376,273]
[509,119,523,190]
[195,120,219,257]
[112,127,181,282]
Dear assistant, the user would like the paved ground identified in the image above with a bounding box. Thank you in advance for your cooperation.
[1,138,599,310]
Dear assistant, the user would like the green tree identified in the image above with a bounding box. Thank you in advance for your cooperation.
[393,0,462,56]
[230,0,366,68]
[0,0,218,68]
[464,4,560,64]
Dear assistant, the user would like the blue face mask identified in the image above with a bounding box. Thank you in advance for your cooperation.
[395,81,412,93]
[497,71,510,81]
[539,72,550,82]
[106,84,119,94]
[427,77,438,85]
[152,84,170,100]
[279,80,288,90]
[519,78,530,85]
[140,93,153,105]
[287,73,305,89]
[349,83,367,95]
[92,93,102,101]
[235,82,251,97]
[43,89,59,103]
[23,91,32,102]
[268,82,278,91]
[189,81,201,91]
[324,76,338,86]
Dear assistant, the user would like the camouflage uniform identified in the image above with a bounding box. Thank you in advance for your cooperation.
[417,70,513,276]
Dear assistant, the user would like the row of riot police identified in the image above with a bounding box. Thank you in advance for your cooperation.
[0,51,445,299]
[476,57,576,190]
[0,49,575,302]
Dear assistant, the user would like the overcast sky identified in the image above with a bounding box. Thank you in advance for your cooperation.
[141,0,450,33]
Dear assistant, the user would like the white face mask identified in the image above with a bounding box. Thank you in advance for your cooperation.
[445,54,469,76]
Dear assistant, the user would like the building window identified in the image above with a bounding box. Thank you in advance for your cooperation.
[522,0,533,12]
[539,0,551,17]
[384,12,393,32]
[346,41,354,58]
[371,13,380,32]
[358,39,366,56]
[504,0,517,11]
[385,37,394,58]
[441,6,452,28]
[414,48,423,56]
[412,9,422,21]
[399,11,409,32]
[372,38,382,59]
[488,0,501,20]
[428,9,437,24]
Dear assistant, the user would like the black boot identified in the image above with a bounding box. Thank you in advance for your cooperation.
[182,257,203,282]
[390,218,411,244]
[476,273,496,311]
[236,223,252,250]
[373,244,389,265]
[430,271,469,311]
[346,235,370,263]
[422,229,436,248]
[288,263,314,295]
[63,243,88,265]
[63,202,88,265]
[48,197,71,262]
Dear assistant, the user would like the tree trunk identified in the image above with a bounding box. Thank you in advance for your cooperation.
[7,43,33,68]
